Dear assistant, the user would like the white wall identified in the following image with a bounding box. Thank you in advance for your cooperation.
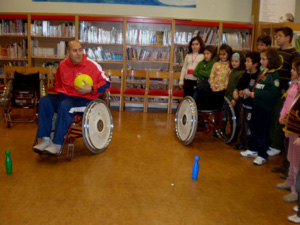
[0,0,253,22]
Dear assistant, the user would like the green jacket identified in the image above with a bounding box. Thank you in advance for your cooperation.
[225,69,245,101]
[193,59,216,88]
[253,69,280,111]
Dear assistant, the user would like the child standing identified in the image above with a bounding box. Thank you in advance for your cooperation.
[179,36,205,97]
[209,44,233,109]
[240,48,281,165]
[233,52,261,150]
[276,58,300,203]
[225,52,245,143]
[256,35,272,52]
[270,27,300,179]
[193,45,216,109]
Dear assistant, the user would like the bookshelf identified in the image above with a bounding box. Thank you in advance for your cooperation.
[221,22,253,51]
[78,16,124,70]
[29,15,76,67]
[0,13,254,109]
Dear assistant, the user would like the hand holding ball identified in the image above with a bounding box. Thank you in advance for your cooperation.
[74,74,94,89]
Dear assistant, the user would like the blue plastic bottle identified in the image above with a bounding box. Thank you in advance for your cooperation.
[5,150,12,175]
[192,156,200,180]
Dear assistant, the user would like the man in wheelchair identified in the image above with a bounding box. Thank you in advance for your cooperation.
[33,40,110,155]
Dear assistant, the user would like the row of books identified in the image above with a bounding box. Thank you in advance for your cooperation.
[174,28,219,45]
[0,19,27,35]
[126,29,171,46]
[126,47,170,61]
[173,46,188,65]
[84,47,123,62]
[31,40,66,57]
[0,40,27,59]
[31,20,75,37]
[221,32,252,50]
[79,22,123,44]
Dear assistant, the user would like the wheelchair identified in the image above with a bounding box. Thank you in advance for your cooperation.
[175,95,236,146]
[2,70,48,128]
[35,95,114,161]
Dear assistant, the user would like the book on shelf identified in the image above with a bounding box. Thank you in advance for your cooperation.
[0,19,27,35]
[31,20,75,37]
[79,21,123,44]
[0,39,27,59]
[83,47,122,62]
[174,28,219,46]
[126,28,171,46]
[222,32,252,50]
[126,47,170,61]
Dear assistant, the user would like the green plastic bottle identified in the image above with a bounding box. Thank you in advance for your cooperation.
[5,150,12,174]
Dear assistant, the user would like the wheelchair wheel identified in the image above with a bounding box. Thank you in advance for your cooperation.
[175,96,198,146]
[215,96,236,143]
[82,99,114,154]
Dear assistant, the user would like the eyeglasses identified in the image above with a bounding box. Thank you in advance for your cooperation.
[276,35,285,38]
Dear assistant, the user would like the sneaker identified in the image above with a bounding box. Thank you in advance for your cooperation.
[283,193,298,203]
[276,182,291,190]
[240,150,258,158]
[267,147,281,156]
[253,156,266,165]
[33,137,51,153]
[293,206,299,212]
[44,143,62,155]
[288,214,300,223]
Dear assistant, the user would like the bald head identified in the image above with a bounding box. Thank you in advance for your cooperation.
[67,40,83,65]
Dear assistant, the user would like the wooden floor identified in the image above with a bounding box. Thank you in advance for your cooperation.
[0,107,296,225]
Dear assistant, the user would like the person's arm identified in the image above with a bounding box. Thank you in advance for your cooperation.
[54,66,62,92]
[194,60,214,79]
[209,63,217,91]
[94,68,111,94]
[179,55,189,86]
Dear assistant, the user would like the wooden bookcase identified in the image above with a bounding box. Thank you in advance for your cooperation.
[0,13,254,110]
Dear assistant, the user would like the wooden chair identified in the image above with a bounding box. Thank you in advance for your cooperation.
[104,69,124,111]
[121,70,147,112]
[146,71,172,113]
[170,71,184,112]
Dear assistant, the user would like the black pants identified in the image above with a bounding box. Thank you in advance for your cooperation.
[239,106,252,149]
[183,79,197,98]
[249,105,271,159]
[296,172,300,217]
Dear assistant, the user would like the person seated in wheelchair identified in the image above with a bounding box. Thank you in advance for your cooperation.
[194,44,233,111]
[33,40,110,155]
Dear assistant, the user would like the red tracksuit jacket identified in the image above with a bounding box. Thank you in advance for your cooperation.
[54,54,110,100]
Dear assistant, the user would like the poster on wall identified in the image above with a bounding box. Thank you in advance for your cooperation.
[32,0,197,8]
[259,0,296,23]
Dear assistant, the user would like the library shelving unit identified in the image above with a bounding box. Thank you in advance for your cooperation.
[221,22,254,52]
[172,20,220,72]
[0,12,255,110]
[78,15,124,70]
[29,14,76,67]
[125,17,172,72]
[0,14,29,87]
[257,22,300,51]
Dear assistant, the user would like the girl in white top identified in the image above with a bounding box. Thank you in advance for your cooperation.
[179,36,205,97]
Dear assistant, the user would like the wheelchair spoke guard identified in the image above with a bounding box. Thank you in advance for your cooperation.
[82,99,114,154]
[175,96,198,146]
[215,97,236,143]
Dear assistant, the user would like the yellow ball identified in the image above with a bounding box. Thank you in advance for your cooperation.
[74,74,94,88]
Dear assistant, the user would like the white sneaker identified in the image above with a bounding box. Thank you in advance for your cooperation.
[253,156,266,165]
[33,137,51,153]
[44,142,62,155]
[288,214,300,223]
[267,147,281,156]
[293,206,299,212]
[240,150,258,158]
